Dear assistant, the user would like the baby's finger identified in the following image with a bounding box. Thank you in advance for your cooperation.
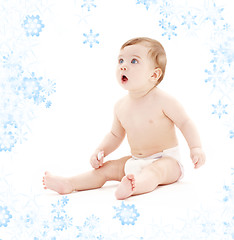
[195,158,204,169]
[97,151,104,167]
[90,157,99,169]
[192,156,198,165]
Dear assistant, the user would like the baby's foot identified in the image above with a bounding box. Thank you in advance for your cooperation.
[43,171,74,195]
[115,174,136,200]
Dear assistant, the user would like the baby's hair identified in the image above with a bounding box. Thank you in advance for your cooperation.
[121,37,167,85]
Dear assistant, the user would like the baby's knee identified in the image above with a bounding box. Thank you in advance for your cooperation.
[102,160,115,169]
[149,164,165,180]
[98,160,117,180]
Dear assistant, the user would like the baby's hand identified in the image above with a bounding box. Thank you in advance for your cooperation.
[190,147,206,169]
[90,150,104,169]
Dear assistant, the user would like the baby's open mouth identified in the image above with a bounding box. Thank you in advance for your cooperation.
[121,75,128,83]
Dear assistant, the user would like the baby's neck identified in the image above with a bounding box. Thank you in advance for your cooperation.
[128,86,156,99]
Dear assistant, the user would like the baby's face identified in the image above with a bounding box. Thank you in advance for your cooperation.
[116,44,156,92]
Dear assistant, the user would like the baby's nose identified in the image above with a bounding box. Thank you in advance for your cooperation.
[120,66,127,71]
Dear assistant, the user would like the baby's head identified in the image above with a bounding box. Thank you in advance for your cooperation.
[120,37,167,85]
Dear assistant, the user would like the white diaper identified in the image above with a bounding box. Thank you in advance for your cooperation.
[124,146,184,179]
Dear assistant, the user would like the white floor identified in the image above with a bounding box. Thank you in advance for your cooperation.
[1,141,233,239]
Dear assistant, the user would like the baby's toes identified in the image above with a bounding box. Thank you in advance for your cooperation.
[128,175,136,189]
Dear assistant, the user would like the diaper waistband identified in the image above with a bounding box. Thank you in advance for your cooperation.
[132,146,179,161]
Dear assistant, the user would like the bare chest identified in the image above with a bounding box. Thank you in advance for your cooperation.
[117,100,165,131]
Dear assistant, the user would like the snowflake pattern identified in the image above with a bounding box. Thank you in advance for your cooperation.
[136,0,157,11]
[159,1,173,18]
[157,1,178,40]
[76,214,103,239]
[221,169,234,238]
[50,196,73,232]
[159,20,177,40]
[205,64,225,88]
[230,130,234,139]
[0,206,12,227]
[0,122,17,152]
[113,202,140,225]
[22,15,45,37]
[212,100,228,119]
[223,221,234,239]
[203,2,224,25]
[81,0,96,11]
[0,0,234,239]
[223,185,234,203]
[83,29,99,48]
[181,11,197,30]
[0,64,56,152]
[53,214,73,231]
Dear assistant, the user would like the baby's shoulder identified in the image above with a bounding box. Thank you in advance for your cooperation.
[153,88,174,101]
[153,88,180,107]
[114,96,128,111]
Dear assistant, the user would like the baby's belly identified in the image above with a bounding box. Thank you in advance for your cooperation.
[127,131,178,158]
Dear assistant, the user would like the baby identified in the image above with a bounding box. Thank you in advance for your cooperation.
[43,37,206,200]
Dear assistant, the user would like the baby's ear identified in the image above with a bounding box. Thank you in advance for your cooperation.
[151,68,162,84]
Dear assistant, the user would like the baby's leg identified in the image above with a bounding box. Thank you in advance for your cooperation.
[43,156,130,195]
[115,157,182,200]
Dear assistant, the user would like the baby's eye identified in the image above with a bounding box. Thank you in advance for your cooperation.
[131,58,138,64]
[119,59,124,64]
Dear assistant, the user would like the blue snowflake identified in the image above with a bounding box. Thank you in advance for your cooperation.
[21,74,43,103]
[204,2,224,25]
[41,79,56,96]
[229,130,234,139]
[223,185,234,202]
[205,64,225,88]
[159,20,177,40]
[159,1,173,18]
[113,201,140,225]
[61,196,69,207]
[2,52,24,77]
[212,100,228,119]
[76,214,102,239]
[15,72,56,107]
[51,196,69,215]
[81,0,96,11]
[159,19,167,29]
[181,11,198,30]
[223,220,234,239]
[45,101,52,108]
[83,214,99,230]
[50,197,72,231]
[20,213,34,229]
[0,39,55,153]
[223,23,231,31]
[53,214,73,231]
[0,122,17,152]
[83,29,99,48]
[210,44,233,67]
[22,15,45,37]
[0,206,12,227]
[136,0,157,11]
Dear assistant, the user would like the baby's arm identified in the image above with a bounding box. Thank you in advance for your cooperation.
[90,103,126,169]
[162,93,206,168]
